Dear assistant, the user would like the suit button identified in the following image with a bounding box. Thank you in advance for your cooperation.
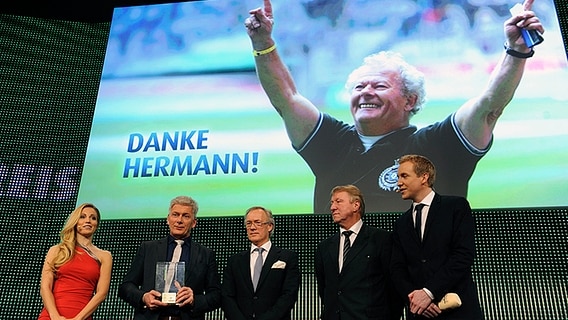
[421,259,427,263]
[337,290,342,295]
[253,296,259,300]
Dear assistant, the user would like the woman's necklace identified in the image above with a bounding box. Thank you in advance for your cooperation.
[77,241,100,263]
[78,241,94,254]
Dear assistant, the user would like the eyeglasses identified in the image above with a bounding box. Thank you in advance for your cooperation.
[245,221,271,228]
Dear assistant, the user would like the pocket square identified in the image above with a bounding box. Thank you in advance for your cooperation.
[271,260,286,269]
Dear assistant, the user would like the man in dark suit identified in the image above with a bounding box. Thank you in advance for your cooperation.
[315,184,403,320]
[222,206,300,320]
[392,154,483,319]
[118,195,221,320]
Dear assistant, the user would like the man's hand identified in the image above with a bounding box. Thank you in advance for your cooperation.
[421,302,442,318]
[142,290,167,310]
[245,0,274,46]
[504,0,544,49]
[409,289,441,317]
[174,281,195,307]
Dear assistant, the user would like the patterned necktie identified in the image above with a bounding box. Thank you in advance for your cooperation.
[171,239,184,262]
[342,230,354,264]
[252,247,264,291]
[415,204,426,240]
[166,239,184,291]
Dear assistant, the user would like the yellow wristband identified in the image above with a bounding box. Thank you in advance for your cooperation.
[253,44,276,56]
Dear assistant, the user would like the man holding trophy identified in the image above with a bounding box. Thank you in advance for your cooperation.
[119,196,221,320]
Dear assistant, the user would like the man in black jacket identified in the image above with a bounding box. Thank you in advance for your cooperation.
[222,206,300,320]
[119,196,221,320]
[315,184,403,320]
[392,155,483,319]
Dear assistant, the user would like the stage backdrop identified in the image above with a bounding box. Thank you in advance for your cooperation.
[0,2,567,319]
[76,0,568,219]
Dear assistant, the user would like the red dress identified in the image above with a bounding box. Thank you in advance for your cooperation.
[38,246,101,319]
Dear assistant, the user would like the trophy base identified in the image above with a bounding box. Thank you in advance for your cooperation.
[161,292,177,304]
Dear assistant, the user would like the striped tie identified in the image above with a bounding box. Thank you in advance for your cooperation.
[342,230,353,264]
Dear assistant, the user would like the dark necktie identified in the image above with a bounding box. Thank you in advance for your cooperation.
[415,204,426,240]
[342,230,354,263]
[252,247,264,291]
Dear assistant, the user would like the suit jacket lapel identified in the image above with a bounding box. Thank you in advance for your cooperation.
[405,203,424,245]
[403,204,414,232]
[186,241,201,283]
[328,233,340,274]
[342,224,368,268]
[149,238,169,278]
[257,246,281,290]
[423,193,441,242]
[237,250,255,292]
[156,237,169,262]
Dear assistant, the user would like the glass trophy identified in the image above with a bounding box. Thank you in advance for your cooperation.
[155,261,185,304]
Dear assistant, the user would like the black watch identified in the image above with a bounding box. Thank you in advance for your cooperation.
[504,43,534,58]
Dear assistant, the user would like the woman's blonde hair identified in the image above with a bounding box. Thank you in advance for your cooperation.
[50,203,100,273]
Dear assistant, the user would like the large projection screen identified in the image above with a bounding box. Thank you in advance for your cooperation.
[77,0,568,219]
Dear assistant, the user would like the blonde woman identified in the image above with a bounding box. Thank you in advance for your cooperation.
[38,203,112,320]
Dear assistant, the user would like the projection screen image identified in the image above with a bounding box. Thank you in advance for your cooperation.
[77,0,568,219]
